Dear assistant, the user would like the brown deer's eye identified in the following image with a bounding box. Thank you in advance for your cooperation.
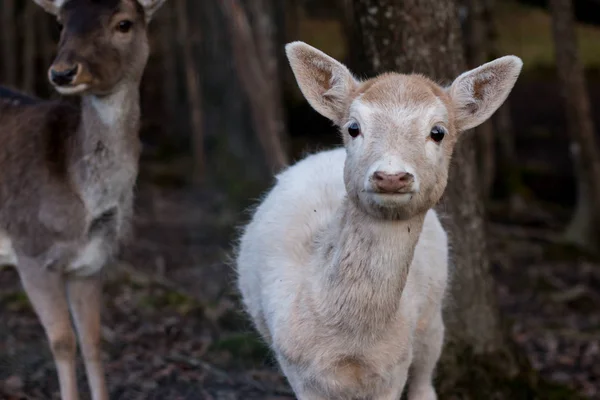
[430,126,446,142]
[116,20,133,33]
[348,122,361,138]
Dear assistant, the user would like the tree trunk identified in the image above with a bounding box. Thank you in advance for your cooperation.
[22,1,37,94]
[156,0,180,139]
[349,0,542,397]
[220,0,289,173]
[549,0,600,252]
[187,0,288,201]
[485,0,527,213]
[176,0,205,184]
[463,0,495,200]
[1,0,17,85]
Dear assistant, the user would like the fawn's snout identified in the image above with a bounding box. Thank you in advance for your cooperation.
[373,171,415,193]
[49,63,81,87]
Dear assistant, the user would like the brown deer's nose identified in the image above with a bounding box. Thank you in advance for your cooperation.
[373,171,414,193]
[50,64,80,86]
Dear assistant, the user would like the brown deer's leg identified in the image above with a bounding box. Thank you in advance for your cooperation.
[18,260,79,400]
[67,274,108,400]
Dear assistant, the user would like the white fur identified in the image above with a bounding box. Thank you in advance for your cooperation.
[449,55,523,131]
[32,0,67,15]
[0,231,17,267]
[237,149,448,399]
[55,83,90,96]
[237,42,522,400]
[137,0,169,21]
[90,87,128,127]
[66,237,107,276]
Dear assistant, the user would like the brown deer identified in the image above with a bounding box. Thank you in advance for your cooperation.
[0,1,168,399]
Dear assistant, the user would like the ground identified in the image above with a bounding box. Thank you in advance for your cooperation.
[0,176,598,400]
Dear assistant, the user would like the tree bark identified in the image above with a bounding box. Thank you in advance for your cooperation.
[350,0,541,397]
[463,0,495,200]
[220,0,289,173]
[175,0,205,184]
[156,0,180,139]
[186,0,288,200]
[22,1,37,94]
[549,0,600,252]
[1,0,17,85]
[484,0,527,213]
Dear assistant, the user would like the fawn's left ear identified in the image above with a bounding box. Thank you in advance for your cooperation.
[31,0,67,16]
[449,56,523,132]
[137,0,169,22]
[285,41,358,125]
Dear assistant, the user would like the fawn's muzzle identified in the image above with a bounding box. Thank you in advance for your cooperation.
[372,171,415,193]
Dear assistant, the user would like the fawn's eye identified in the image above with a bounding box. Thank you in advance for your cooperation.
[348,122,361,138]
[116,20,133,33]
[430,126,446,143]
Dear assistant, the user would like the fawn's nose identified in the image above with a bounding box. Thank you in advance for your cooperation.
[373,171,415,193]
[49,64,80,86]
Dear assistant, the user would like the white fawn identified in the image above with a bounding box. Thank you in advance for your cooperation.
[0,1,168,399]
[236,42,522,399]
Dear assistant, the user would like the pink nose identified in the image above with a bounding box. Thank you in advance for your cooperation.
[373,171,414,193]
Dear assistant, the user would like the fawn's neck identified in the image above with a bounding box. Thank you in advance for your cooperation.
[311,198,426,334]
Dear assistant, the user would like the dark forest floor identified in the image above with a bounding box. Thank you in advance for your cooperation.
[0,181,598,400]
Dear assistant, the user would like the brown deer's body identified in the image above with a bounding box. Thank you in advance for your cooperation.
[0,1,168,399]
[0,87,139,275]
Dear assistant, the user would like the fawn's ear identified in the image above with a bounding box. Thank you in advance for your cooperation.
[449,56,523,132]
[286,41,358,124]
[32,0,67,16]
[137,0,168,22]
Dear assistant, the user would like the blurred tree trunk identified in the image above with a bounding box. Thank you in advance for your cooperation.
[220,0,288,172]
[484,0,527,214]
[463,0,495,200]
[22,1,37,93]
[156,0,180,138]
[176,0,205,184]
[189,0,288,199]
[550,0,600,252]
[1,0,17,85]
[350,0,542,397]
[37,10,55,74]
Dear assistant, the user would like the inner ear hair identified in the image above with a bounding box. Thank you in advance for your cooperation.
[449,55,523,132]
[32,0,65,16]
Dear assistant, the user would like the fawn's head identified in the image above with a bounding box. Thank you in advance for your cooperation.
[286,42,522,219]
[32,0,168,96]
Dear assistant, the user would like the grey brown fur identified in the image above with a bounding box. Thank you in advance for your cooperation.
[0,1,168,399]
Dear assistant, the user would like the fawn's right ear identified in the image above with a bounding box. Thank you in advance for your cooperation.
[286,42,358,124]
[32,0,66,16]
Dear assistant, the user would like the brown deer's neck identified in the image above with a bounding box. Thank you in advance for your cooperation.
[79,83,141,149]
[69,82,142,218]
[311,199,426,334]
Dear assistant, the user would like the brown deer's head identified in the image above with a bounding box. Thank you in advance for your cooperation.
[33,0,167,96]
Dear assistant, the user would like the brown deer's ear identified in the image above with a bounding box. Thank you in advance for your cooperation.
[137,0,168,22]
[449,56,523,132]
[32,0,66,16]
[285,41,358,125]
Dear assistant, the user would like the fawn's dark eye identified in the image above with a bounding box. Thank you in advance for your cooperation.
[116,20,133,33]
[348,122,361,138]
[430,126,446,143]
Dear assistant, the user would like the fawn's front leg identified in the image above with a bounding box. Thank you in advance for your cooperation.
[407,312,444,400]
